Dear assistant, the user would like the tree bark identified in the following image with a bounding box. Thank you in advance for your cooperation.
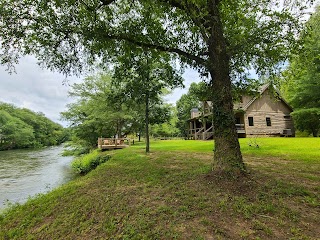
[312,129,318,137]
[145,91,150,153]
[207,1,246,174]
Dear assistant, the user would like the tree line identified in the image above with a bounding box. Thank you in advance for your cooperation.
[0,102,68,150]
[280,6,320,137]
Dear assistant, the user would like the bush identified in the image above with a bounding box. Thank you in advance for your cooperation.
[71,150,111,174]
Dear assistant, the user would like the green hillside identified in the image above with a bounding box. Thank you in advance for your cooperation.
[0,102,68,150]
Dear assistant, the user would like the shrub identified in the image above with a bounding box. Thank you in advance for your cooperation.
[71,150,111,174]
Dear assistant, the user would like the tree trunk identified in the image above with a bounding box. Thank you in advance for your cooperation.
[207,1,246,174]
[312,129,318,137]
[145,91,150,153]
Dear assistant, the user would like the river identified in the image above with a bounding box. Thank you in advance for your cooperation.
[0,145,76,209]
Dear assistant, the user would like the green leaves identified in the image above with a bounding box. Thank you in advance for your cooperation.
[291,108,320,137]
[176,82,207,136]
[281,6,320,136]
[0,102,66,150]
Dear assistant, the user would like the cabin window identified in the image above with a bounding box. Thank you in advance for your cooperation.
[266,117,272,126]
[248,117,254,126]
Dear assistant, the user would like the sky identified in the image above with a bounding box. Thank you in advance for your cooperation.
[0,55,200,127]
[0,56,81,126]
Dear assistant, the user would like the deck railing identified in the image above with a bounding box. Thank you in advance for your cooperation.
[202,126,214,140]
[188,128,203,135]
[189,124,246,139]
[98,138,130,149]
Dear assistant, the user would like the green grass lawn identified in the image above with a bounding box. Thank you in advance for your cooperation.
[140,137,320,162]
[1,138,319,239]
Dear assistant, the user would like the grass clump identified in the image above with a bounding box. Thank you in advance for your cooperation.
[71,149,111,174]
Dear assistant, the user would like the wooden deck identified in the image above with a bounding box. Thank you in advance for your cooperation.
[98,138,130,150]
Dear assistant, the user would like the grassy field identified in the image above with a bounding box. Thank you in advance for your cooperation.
[0,138,319,239]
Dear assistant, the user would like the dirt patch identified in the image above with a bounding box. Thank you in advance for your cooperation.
[203,171,258,197]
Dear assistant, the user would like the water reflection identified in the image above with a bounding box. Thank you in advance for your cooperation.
[0,145,76,209]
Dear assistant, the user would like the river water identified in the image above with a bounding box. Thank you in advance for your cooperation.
[0,145,76,209]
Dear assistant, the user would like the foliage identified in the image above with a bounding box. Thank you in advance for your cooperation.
[291,109,320,137]
[61,139,93,156]
[0,110,35,149]
[113,49,183,152]
[61,73,137,147]
[0,0,309,77]
[0,0,312,172]
[71,149,111,174]
[176,82,208,137]
[0,102,67,150]
[150,106,180,138]
[281,6,320,137]
[61,72,177,149]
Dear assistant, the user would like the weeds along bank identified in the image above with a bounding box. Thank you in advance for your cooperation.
[0,138,319,239]
[71,149,111,175]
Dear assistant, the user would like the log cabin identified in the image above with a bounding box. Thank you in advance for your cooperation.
[188,84,295,139]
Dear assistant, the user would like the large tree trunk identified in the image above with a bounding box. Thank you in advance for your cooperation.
[207,1,246,174]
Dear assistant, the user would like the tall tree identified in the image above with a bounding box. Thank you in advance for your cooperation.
[61,73,137,147]
[281,5,320,137]
[0,0,311,174]
[113,49,183,152]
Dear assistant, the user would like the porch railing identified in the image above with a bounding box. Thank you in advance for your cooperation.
[235,124,245,130]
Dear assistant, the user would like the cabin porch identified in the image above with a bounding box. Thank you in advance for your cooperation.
[188,113,246,140]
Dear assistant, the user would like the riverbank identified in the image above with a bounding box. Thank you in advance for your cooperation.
[1,139,319,239]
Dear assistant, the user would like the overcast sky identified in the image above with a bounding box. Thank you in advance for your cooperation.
[0,55,200,127]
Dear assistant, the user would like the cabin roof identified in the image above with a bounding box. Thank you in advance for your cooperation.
[242,83,293,111]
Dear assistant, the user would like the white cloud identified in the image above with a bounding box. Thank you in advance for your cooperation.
[0,56,81,126]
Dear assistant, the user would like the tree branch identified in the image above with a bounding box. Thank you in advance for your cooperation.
[158,0,211,41]
[158,0,186,10]
[100,0,117,6]
[101,32,207,66]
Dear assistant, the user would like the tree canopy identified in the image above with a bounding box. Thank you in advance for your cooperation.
[281,5,320,137]
[0,0,312,173]
[0,102,67,150]
[61,73,136,147]
[61,72,177,149]
[113,49,183,152]
[0,0,309,76]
